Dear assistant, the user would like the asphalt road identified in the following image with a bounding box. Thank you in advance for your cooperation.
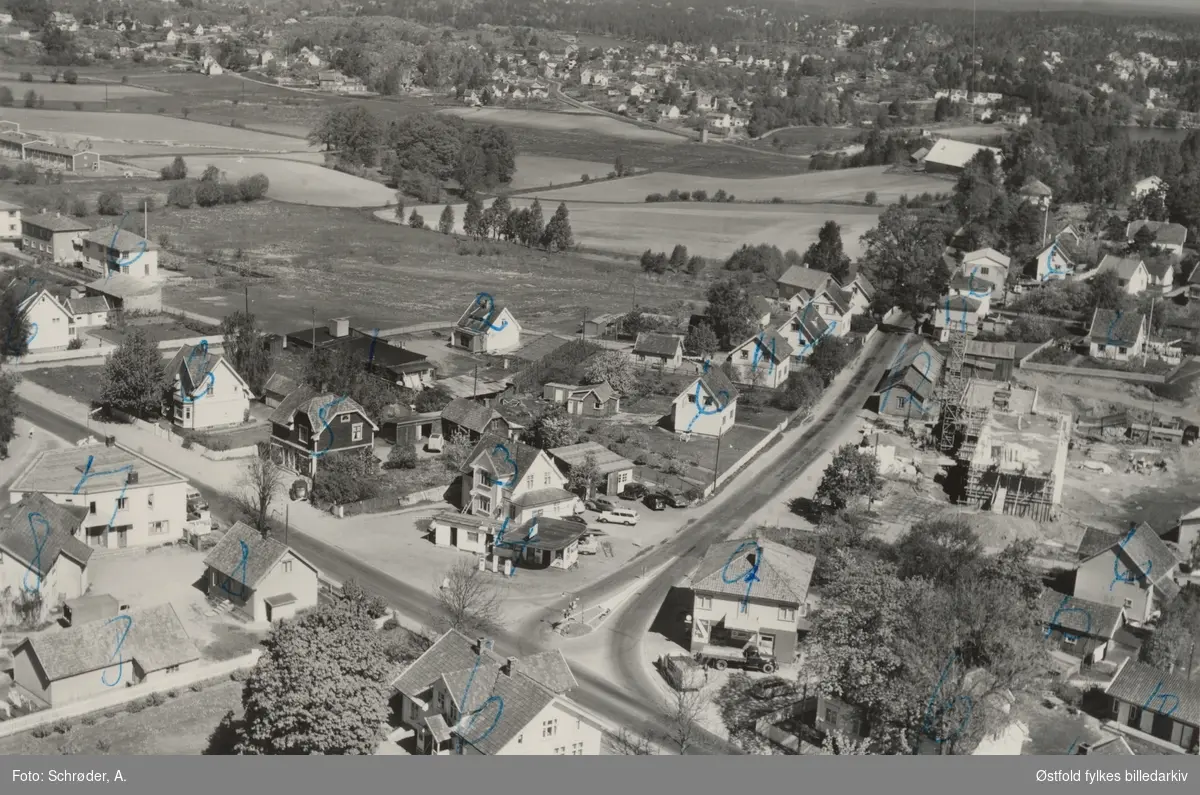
[16,333,901,754]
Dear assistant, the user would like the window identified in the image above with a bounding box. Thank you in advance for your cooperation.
[980,267,990,275]
[351,423,363,442]
[438,691,445,710]
[1123,598,1134,608]
[207,381,215,396]
[282,560,293,573]
[477,497,491,513]
[740,349,749,359]
[703,396,714,407]
[299,426,309,443]
[89,501,96,515]
[517,734,523,744]
[697,595,712,610]
[1063,635,1077,646]
[466,531,479,543]
[800,602,810,617]
[147,492,154,508]
[1111,701,1121,717]
[184,405,191,421]
[117,497,128,510]
[410,701,419,720]
[534,508,544,518]
[542,719,557,738]
[1119,347,1127,355]
[687,393,696,404]
[340,414,351,423]
[572,742,584,755]
[149,521,168,535]
[166,665,180,674]
[478,471,492,487]
[526,474,534,489]
[824,707,839,724]
[555,747,565,755]
[779,606,796,621]
[544,472,552,486]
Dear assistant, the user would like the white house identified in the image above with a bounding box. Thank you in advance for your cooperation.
[17,289,75,351]
[64,294,110,328]
[1097,254,1150,295]
[390,630,604,755]
[0,198,20,243]
[203,521,321,623]
[1034,240,1075,282]
[629,82,646,98]
[456,434,579,527]
[776,307,831,362]
[0,494,91,621]
[81,227,159,280]
[9,442,190,550]
[808,286,854,337]
[165,342,255,430]
[452,296,522,354]
[728,329,794,389]
[672,367,738,437]
[947,271,994,317]
[1126,220,1188,259]
[1087,308,1147,362]
[933,295,984,341]
[1074,523,1179,625]
[961,247,1011,289]
[1131,175,1167,201]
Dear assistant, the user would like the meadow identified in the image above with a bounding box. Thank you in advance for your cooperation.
[507,155,615,190]
[0,76,161,102]
[440,106,685,143]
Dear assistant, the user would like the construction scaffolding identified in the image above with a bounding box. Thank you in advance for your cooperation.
[935,324,976,453]
[961,410,1072,522]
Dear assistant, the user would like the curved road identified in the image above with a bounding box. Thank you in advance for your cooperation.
[17,332,899,753]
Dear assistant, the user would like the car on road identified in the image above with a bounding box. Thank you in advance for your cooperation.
[661,491,693,509]
[620,483,647,501]
[644,493,667,511]
[598,507,639,526]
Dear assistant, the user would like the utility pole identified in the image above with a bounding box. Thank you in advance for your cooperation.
[712,426,723,490]
[143,198,148,242]
[473,364,479,399]
[1144,294,1154,369]
[868,433,879,512]
[311,306,316,349]
[244,285,250,315]
[969,0,977,124]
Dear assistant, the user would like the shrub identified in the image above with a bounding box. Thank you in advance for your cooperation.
[32,726,52,739]
[236,173,269,201]
[81,716,97,726]
[159,156,188,181]
[149,692,168,707]
[230,669,250,682]
[692,189,708,201]
[182,437,195,450]
[194,181,222,207]
[311,451,380,504]
[121,76,129,85]
[385,444,418,470]
[0,87,11,107]
[126,700,147,714]
[218,183,241,205]
[70,197,88,217]
[95,739,111,753]
[581,173,590,182]
[189,683,205,692]
[23,90,38,108]
[64,70,78,84]
[19,72,32,82]
[864,191,878,206]
[15,162,38,184]
[168,181,195,208]
[168,689,180,698]
[97,191,124,216]
[52,719,72,734]
[68,337,84,350]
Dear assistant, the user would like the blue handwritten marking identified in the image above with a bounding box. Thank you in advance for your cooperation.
[219,540,250,598]
[922,652,974,744]
[72,455,135,529]
[904,351,935,416]
[1109,524,1151,591]
[106,212,148,280]
[1045,594,1091,642]
[750,331,776,376]
[701,358,712,374]
[181,341,214,404]
[1066,735,1081,755]
[1142,681,1179,716]
[1042,241,1073,281]
[796,304,837,361]
[878,339,915,412]
[455,652,505,752]
[492,443,519,488]
[310,396,348,459]
[473,293,508,332]
[1106,310,1122,348]
[721,540,763,612]
[495,517,538,578]
[685,379,731,432]
[5,278,38,352]
[22,512,52,595]
[101,614,134,687]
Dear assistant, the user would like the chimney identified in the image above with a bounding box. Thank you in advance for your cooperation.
[502,656,517,676]
[105,435,116,447]
[1075,742,1091,755]
[126,469,139,485]
[475,637,487,654]
[328,317,349,338]
[746,552,756,567]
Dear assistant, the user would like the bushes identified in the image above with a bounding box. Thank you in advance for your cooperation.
[32,725,53,739]
[14,162,39,185]
[773,368,824,412]
[68,337,84,350]
[311,450,380,505]
[126,699,148,714]
[385,444,418,470]
[19,72,33,82]
[646,188,736,203]
[159,156,188,181]
[70,197,88,217]
[230,669,251,682]
[168,181,195,208]
[149,692,168,707]
[97,191,124,215]
[0,87,11,107]
[237,174,269,201]
[64,70,78,84]
[52,719,73,734]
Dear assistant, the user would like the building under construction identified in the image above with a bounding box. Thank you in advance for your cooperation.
[953,381,1072,522]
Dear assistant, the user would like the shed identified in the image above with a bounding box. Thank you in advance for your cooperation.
[548,441,635,496]
[62,594,121,627]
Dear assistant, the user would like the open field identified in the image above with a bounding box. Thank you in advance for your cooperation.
[156,203,693,335]
[440,106,685,143]
[131,155,395,207]
[0,77,162,102]
[520,166,953,204]
[0,108,316,152]
[750,125,865,154]
[400,198,887,259]
[508,155,615,189]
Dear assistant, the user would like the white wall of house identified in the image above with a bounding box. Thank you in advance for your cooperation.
[672,386,736,437]
[1112,700,1197,750]
[479,308,521,354]
[690,591,799,646]
[1118,265,1150,295]
[0,550,86,617]
[492,700,603,755]
[21,293,75,351]
[1075,552,1155,624]
[82,241,159,279]
[171,360,253,430]
[209,551,319,621]
[0,205,19,242]
[934,311,981,342]
[729,343,791,389]
[20,481,189,549]
[1089,334,1143,362]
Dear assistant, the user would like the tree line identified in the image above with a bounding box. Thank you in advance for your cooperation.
[159,158,270,208]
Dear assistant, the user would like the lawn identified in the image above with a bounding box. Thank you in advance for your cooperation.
[157,203,694,336]
[0,678,243,755]
[130,155,395,207]
[0,77,162,102]
[21,365,108,407]
[377,453,455,498]
[90,317,220,347]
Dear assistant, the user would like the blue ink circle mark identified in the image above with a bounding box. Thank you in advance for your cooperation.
[492,443,519,488]
[101,614,134,687]
[1045,594,1091,642]
[1105,311,1123,348]
[22,512,52,595]
[106,212,148,279]
[473,293,509,332]
[1109,524,1151,590]
[220,540,250,598]
[721,539,763,610]
[685,379,731,432]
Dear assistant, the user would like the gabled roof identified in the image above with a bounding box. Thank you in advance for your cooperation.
[846,271,876,299]
[267,385,378,430]
[964,340,1016,360]
[684,364,739,406]
[778,307,830,342]
[750,295,774,318]
[733,328,795,362]
[496,517,587,551]
[569,381,616,403]
[1106,659,1200,727]
[1087,308,1145,347]
[65,295,109,315]
[263,372,296,397]
[1144,257,1175,281]
[816,285,852,315]
[923,138,1003,169]
[0,493,91,576]
[548,441,633,475]
[938,295,983,314]
[1039,590,1123,639]
[461,433,544,480]
[777,265,832,294]
[456,297,518,336]
[949,271,996,293]
[1097,254,1146,281]
[689,538,814,605]
[18,289,71,320]
[876,340,943,400]
[84,226,159,252]
[203,521,314,589]
[1019,177,1053,197]
[632,332,683,358]
[14,603,198,681]
[1077,522,1180,601]
[1126,220,1188,249]
[22,212,90,233]
[962,247,1011,269]
[442,397,506,435]
[166,343,249,397]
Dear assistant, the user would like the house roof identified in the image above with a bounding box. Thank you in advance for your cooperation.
[876,340,944,400]
[632,332,683,358]
[391,629,578,755]
[689,538,814,605]
[750,295,774,318]
[1126,220,1188,249]
[735,328,795,362]
[64,295,109,315]
[818,285,852,315]
[1106,659,1200,727]
[548,441,633,475]
[22,213,90,233]
[569,381,616,403]
[165,342,229,396]
[203,521,303,589]
[508,334,572,363]
[460,433,544,481]
[84,226,158,252]
[1144,257,1175,281]
[779,307,830,342]
[847,272,876,299]
[14,603,199,681]
[1097,254,1146,281]
[1019,177,1053,197]
[337,336,432,373]
[0,493,92,576]
[950,271,996,293]
[1079,735,1135,755]
[18,289,70,320]
[456,297,517,336]
[442,397,507,435]
[1087,308,1145,347]
[686,364,739,406]
[497,517,588,552]
[263,372,297,397]
[11,445,184,495]
[923,138,1003,169]
[1038,590,1123,639]
[964,341,1016,360]
[268,385,378,430]
[777,265,832,294]
[509,488,577,509]
[1077,523,1180,601]
[939,295,983,314]
[85,274,161,298]
[962,247,1012,268]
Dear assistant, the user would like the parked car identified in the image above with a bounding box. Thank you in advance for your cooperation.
[577,535,599,555]
[587,497,617,513]
[661,491,692,509]
[563,514,588,526]
[644,493,667,511]
[620,483,647,500]
[425,432,444,452]
[598,507,639,526]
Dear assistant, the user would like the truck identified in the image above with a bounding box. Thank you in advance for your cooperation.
[658,652,707,691]
[693,644,778,674]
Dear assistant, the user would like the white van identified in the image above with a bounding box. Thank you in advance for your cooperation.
[599,507,639,526]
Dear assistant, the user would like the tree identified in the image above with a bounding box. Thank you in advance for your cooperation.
[414,385,452,413]
[339,578,391,619]
[408,209,425,229]
[201,165,221,183]
[864,191,878,206]
[814,444,880,513]
[219,310,273,394]
[582,350,636,394]
[686,255,706,275]
[398,169,442,203]
[614,154,629,177]
[0,87,11,107]
[96,191,124,216]
[311,449,379,505]
[236,445,284,534]
[807,335,854,386]
[640,249,668,274]
[442,429,474,472]
[237,174,270,201]
[663,685,710,755]
[952,150,1004,226]
[386,443,418,470]
[195,181,223,207]
[0,372,18,459]
[160,156,188,181]
[705,277,757,348]
[236,600,390,754]
[1089,269,1123,310]
[611,727,657,755]
[669,243,689,270]
[724,243,785,278]
[101,327,166,417]
[567,452,601,498]
[527,199,545,247]
[773,368,823,412]
[523,404,576,450]
[23,90,37,108]
[1,282,31,360]
[438,204,455,234]
[684,322,720,358]
[542,202,574,250]
[463,195,484,239]
[860,206,953,316]
[309,105,383,167]
[1140,586,1199,672]
[803,220,851,284]
[435,558,503,636]
[63,69,78,84]
[14,163,38,185]
[894,517,984,588]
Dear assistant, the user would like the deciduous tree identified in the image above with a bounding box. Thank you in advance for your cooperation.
[804,220,851,284]
[542,202,574,250]
[435,558,503,636]
[814,444,879,513]
[236,445,284,534]
[523,404,576,450]
[704,277,757,348]
[101,327,166,417]
[582,351,636,394]
[219,310,273,394]
[438,204,455,234]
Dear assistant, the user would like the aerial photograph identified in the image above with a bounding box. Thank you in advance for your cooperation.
[0,0,1199,770]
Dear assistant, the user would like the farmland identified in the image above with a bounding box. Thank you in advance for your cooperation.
[507,155,615,190]
[0,76,162,102]
[440,106,685,143]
